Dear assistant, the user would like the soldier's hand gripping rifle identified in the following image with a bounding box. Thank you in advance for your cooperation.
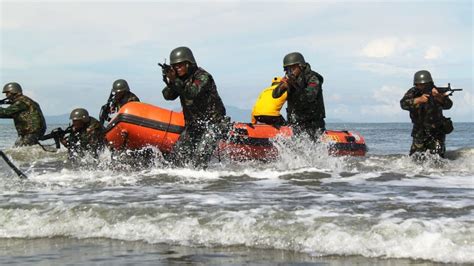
[39,126,73,149]
[158,61,172,86]
[421,83,463,106]
[0,98,11,105]
[435,83,463,96]
[99,91,116,125]
[422,83,463,96]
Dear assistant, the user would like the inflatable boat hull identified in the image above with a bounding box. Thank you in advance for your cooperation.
[105,102,367,159]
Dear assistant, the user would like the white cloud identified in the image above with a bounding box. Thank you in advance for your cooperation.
[448,91,474,121]
[361,37,415,58]
[0,1,471,123]
[424,45,443,60]
[360,85,407,121]
[372,85,407,104]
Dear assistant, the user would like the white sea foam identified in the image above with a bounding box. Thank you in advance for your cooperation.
[0,206,472,263]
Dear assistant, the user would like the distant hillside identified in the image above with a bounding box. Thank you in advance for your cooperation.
[45,114,70,124]
[226,106,251,122]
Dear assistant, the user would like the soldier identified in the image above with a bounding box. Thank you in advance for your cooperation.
[162,46,228,168]
[251,77,287,127]
[0,82,46,147]
[272,52,325,140]
[110,79,140,111]
[99,79,140,124]
[400,70,453,158]
[60,108,105,160]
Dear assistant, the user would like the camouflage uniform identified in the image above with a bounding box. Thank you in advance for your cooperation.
[66,117,105,160]
[163,66,227,168]
[273,63,325,140]
[113,91,140,112]
[0,95,46,146]
[400,87,453,157]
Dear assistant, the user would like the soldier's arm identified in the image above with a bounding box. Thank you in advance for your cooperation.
[162,86,180,100]
[86,124,104,149]
[303,74,322,102]
[272,83,287,98]
[131,93,140,102]
[180,73,210,99]
[400,89,417,111]
[0,101,28,118]
[440,96,453,110]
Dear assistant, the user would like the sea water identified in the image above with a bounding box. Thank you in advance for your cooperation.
[0,123,473,265]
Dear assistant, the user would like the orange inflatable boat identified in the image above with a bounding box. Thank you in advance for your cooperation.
[105,102,367,159]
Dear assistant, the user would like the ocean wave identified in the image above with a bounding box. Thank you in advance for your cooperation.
[0,206,472,263]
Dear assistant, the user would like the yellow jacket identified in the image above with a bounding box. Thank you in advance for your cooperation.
[251,77,287,124]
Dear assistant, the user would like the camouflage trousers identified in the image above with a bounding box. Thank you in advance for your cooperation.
[171,123,227,169]
[290,119,325,142]
[409,132,446,158]
[14,134,41,147]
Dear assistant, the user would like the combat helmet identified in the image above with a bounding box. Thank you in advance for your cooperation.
[413,70,433,85]
[283,52,306,68]
[170,46,196,65]
[2,82,22,94]
[69,108,90,123]
[112,79,130,94]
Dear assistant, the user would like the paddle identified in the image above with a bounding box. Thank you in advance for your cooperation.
[0,150,27,179]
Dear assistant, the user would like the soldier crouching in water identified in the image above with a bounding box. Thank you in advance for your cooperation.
[272,52,325,141]
[0,82,46,147]
[161,46,229,168]
[60,108,105,163]
[400,70,453,159]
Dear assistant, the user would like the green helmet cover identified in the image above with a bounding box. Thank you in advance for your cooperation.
[413,70,433,85]
[70,108,90,123]
[112,79,130,93]
[283,52,306,67]
[170,46,196,65]
[2,82,22,94]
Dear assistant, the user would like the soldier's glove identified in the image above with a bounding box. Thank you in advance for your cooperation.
[165,68,177,83]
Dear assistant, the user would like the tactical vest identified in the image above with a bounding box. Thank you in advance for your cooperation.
[11,95,46,136]
[179,67,226,127]
[116,92,140,110]
[286,63,325,123]
[408,87,449,133]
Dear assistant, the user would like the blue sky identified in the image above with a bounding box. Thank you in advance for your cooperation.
[1,0,472,122]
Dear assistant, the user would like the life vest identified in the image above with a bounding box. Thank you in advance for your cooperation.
[251,77,287,123]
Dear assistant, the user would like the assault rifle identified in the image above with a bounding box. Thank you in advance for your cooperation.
[39,126,73,149]
[158,61,172,86]
[0,149,27,179]
[423,83,463,96]
[99,91,116,125]
[0,98,11,105]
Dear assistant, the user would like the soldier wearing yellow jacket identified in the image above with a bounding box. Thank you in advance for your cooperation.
[251,77,287,126]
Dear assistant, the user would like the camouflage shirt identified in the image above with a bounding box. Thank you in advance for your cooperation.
[0,95,46,136]
[273,63,325,124]
[400,87,453,136]
[113,91,140,112]
[162,67,226,127]
[67,117,105,156]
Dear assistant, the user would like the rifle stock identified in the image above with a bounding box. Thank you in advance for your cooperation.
[40,126,72,149]
[99,91,116,125]
[0,150,27,179]
[0,98,11,105]
[158,62,172,85]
